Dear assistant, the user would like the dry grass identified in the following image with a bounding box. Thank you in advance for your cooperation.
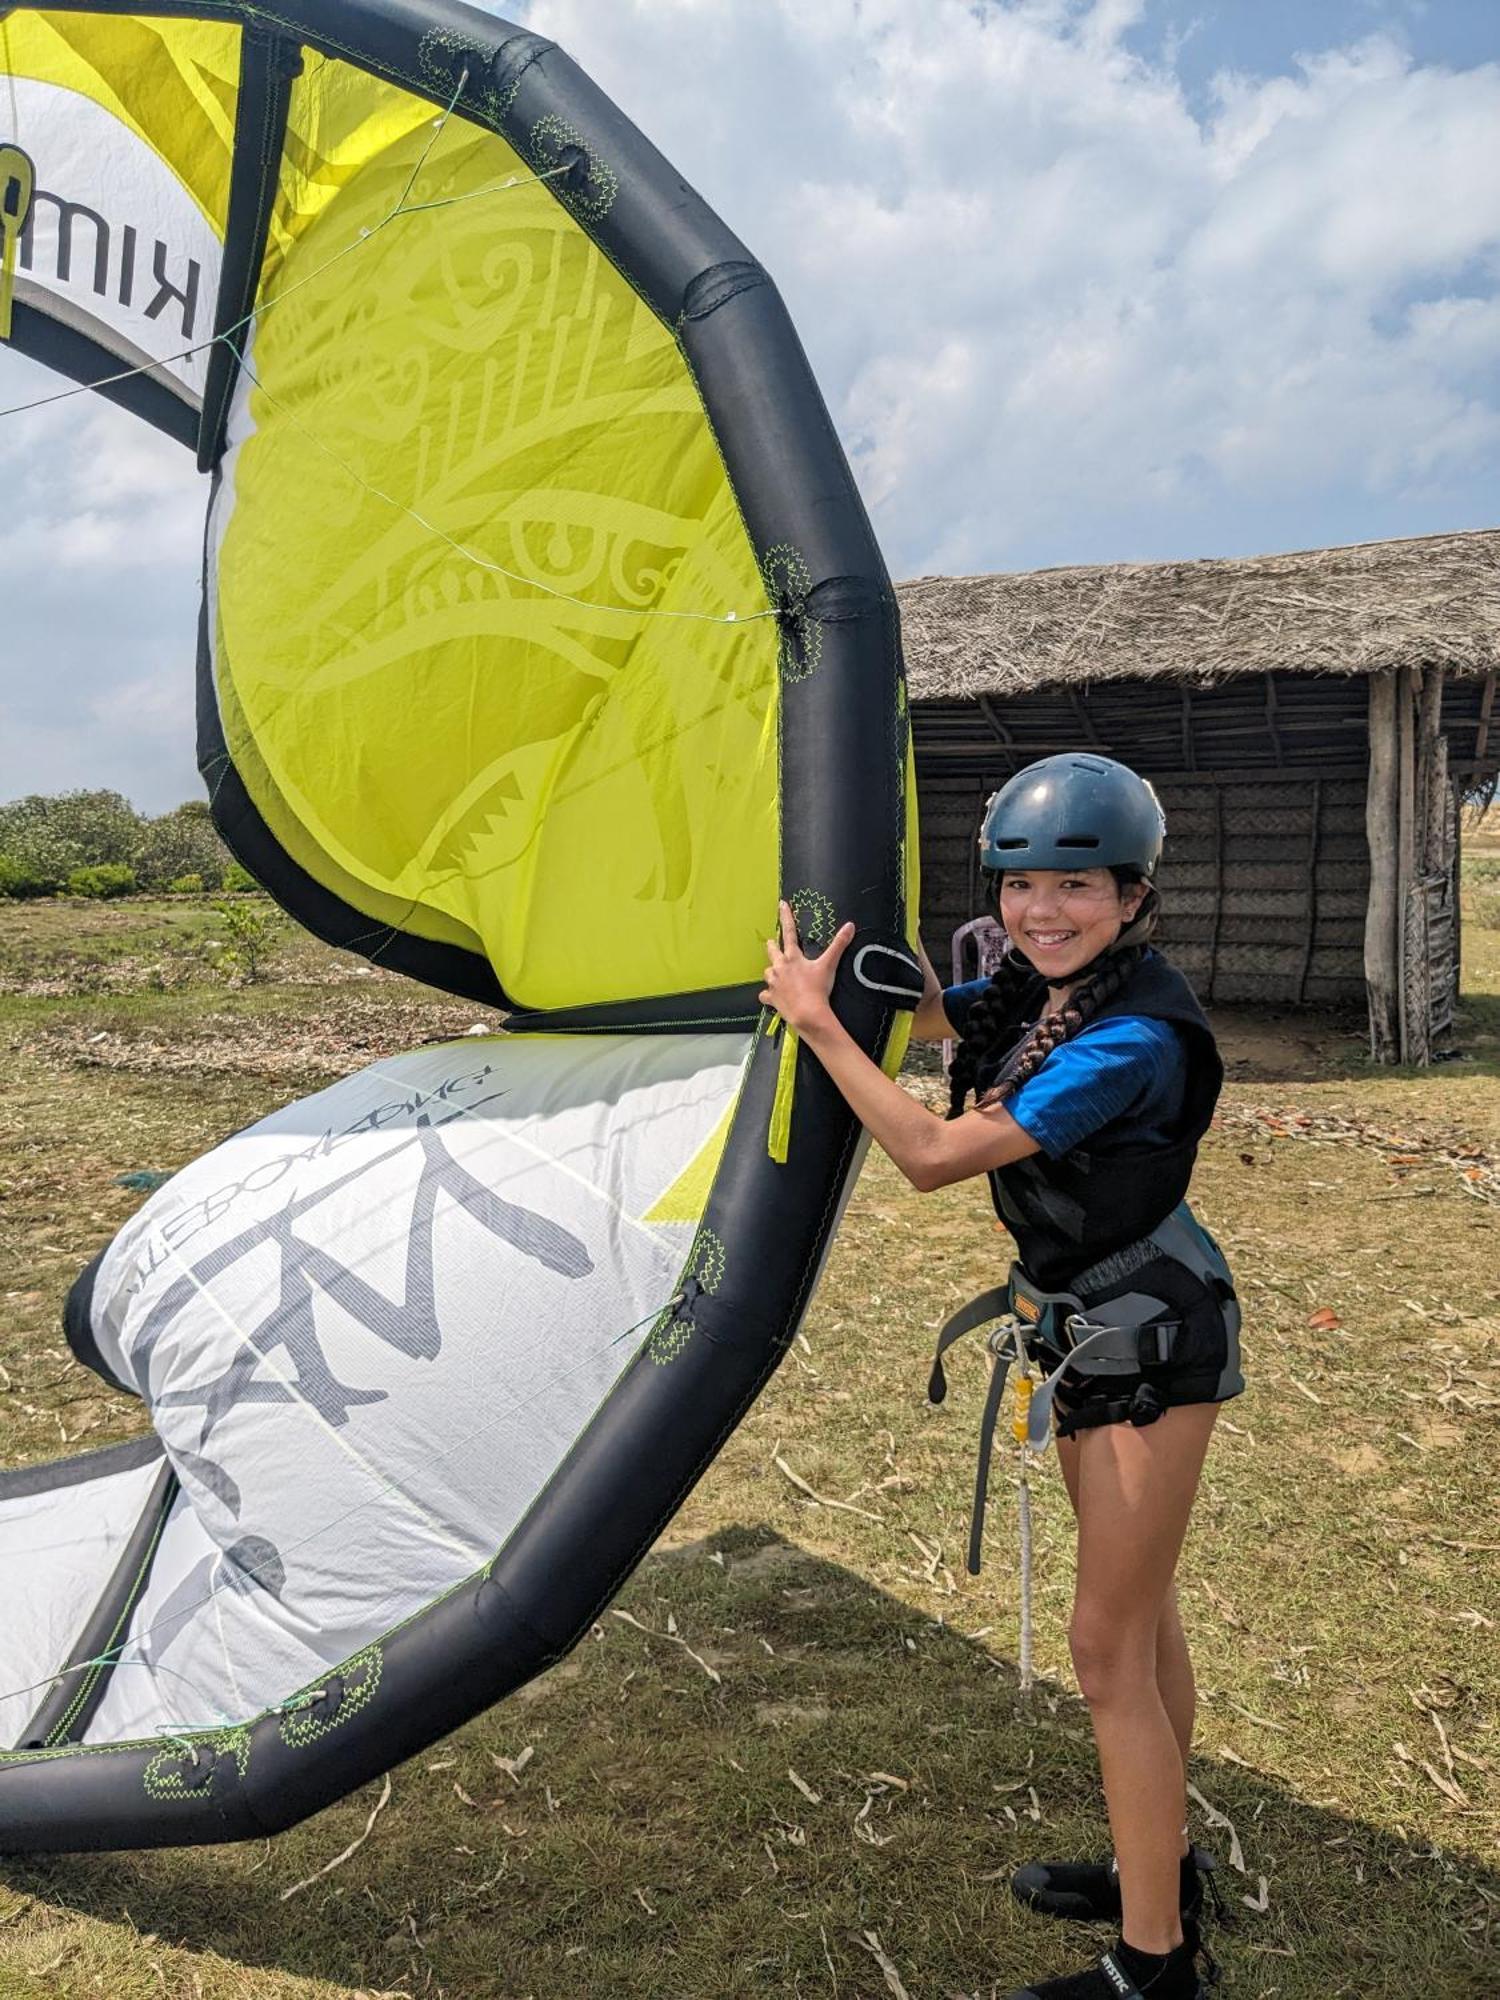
[0,896,1497,1998]
[897,529,1500,700]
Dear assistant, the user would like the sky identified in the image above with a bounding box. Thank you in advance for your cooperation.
[2,0,1497,811]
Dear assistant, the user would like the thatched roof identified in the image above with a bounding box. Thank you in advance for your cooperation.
[896,528,1500,701]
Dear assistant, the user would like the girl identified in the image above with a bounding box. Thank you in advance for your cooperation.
[759,753,1242,2000]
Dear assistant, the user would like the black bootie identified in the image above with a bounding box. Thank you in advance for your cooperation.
[1011,1845,1222,1928]
[1006,1931,1218,2000]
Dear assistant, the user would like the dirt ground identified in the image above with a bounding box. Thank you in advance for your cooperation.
[0,868,1496,2000]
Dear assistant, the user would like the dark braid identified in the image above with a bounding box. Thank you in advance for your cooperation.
[946,880,1162,1119]
[944,949,1042,1119]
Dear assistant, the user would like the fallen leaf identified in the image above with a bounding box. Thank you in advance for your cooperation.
[855,1929,912,2000]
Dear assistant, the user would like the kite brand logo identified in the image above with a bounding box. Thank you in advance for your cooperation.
[3,150,202,340]
[126,1059,594,1454]
[0,143,35,341]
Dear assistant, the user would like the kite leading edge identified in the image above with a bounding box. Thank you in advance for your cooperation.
[0,0,920,1850]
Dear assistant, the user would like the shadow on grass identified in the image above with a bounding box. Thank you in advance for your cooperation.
[4,1527,1494,1999]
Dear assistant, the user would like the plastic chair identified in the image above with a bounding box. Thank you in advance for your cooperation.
[943,916,1007,1070]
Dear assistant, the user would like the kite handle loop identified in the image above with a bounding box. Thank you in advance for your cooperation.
[0,146,36,344]
[849,938,924,1006]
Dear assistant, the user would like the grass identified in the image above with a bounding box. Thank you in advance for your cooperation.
[0,890,1497,1998]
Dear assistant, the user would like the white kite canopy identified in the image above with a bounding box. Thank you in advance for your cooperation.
[0,0,918,1853]
[5,1034,747,1749]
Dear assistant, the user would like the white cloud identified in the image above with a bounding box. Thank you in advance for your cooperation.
[518,0,1500,572]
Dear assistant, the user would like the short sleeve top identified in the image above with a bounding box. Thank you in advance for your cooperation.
[942,974,1190,1159]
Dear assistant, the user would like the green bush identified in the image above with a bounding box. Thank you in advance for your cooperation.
[134,801,231,890]
[220,860,260,894]
[67,862,138,899]
[166,872,205,894]
[0,856,56,898]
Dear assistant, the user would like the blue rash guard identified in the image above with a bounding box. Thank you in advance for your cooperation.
[942,976,1189,1160]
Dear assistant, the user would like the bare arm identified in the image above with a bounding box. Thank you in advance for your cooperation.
[760,904,1040,1193]
[910,934,956,1043]
[795,1007,1039,1190]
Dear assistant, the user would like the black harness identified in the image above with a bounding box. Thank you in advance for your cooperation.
[936,954,1237,1571]
[930,1212,1241,1574]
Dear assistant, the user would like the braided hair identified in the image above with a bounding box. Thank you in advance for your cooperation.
[945,875,1160,1120]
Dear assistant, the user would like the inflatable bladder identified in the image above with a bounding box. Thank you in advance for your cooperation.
[0,0,917,1849]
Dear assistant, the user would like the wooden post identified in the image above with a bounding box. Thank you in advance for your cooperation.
[1475,669,1496,770]
[1298,778,1322,1005]
[1207,780,1225,1000]
[1452,774,1463,1014]
[1408,668,1448,1072]
[1364,672,1401,1063]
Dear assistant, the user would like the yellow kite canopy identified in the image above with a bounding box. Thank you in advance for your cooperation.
[2,0,916,1019]
[0,0,921,1857]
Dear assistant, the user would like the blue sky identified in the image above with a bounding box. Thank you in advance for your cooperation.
[2,0,1497,811]
[1128,0,1500,96]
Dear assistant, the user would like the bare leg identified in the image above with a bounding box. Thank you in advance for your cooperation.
[1155,1584,1197,1802]
[1056,1448,1196,1850]
[1058,1405,1219,1954]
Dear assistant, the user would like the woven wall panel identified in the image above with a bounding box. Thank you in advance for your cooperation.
[916,763,1371,1006]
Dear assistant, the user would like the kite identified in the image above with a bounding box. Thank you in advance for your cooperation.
[0,1,919,1850]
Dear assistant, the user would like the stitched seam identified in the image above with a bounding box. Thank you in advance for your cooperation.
[43,1500,174,1747]
[507,1012,759,1034]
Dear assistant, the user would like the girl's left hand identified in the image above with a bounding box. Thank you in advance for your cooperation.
[760,900,856,1033]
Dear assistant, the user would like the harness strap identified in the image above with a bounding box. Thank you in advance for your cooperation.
[1054,1380,1169,1440]
[928,1266,1194,1571]
[966,1330,1016,1576]
[927,1285,1011,1405]
[1024,1319,1156,1445]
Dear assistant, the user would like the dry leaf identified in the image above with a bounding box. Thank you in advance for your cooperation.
[855,1930,911,2000]
[1242,1874,1271,1913]
[1187,1782,1247,1874]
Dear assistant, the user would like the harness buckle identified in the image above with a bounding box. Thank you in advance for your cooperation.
[1127,1381,1167,1427]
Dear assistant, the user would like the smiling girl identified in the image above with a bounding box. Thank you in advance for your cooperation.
[760,753,1242,2000]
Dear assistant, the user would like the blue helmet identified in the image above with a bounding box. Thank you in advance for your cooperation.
[979,754,1165,879]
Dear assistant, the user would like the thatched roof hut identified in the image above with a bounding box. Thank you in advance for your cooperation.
[897,529,1500,1064]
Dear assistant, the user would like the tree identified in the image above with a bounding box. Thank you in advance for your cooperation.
[0,789,145,888]
[134,801,232,889]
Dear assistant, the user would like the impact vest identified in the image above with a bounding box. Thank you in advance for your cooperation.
[981,952,1223,1291]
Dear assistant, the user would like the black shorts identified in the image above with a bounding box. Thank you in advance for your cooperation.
[1047,1306,1245,1437]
